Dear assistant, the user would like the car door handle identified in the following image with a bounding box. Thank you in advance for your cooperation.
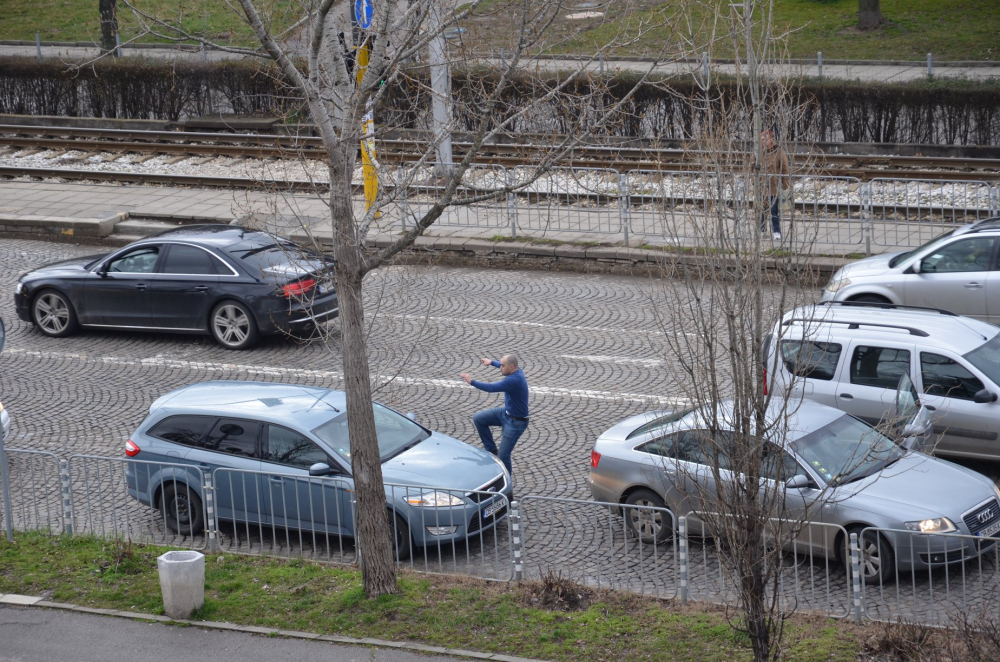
[925,405,936,411]
[965,282,984,289]
[839,393,854,400]
[193,285,210,292]
[269,476,286,483]
[134,283,147,291]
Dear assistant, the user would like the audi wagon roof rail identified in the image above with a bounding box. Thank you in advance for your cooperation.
[818,301,958,316]
[781,317,930,337]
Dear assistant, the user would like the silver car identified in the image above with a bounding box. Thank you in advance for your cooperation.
[588,399,1000,582]
[822,217,1000,322]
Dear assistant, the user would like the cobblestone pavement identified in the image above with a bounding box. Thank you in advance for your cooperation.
[3,237,1000,623]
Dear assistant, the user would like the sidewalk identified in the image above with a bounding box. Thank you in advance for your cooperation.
[0,597,534,661]
[0,42,997,82]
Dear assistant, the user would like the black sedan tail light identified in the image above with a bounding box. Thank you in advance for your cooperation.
[282,278,316,298]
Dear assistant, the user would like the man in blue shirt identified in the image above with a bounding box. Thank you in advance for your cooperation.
[460,354,529,479]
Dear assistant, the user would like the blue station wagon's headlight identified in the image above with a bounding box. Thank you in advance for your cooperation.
[405,491,464,507]
[904,518,957,534]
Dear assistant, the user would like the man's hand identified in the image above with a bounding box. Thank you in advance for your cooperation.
[480,357,492,366]
[460,373,473,384]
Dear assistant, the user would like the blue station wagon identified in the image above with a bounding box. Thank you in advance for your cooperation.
[125,381,512,558]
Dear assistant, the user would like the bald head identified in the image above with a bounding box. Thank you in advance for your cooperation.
[500,354,519,375]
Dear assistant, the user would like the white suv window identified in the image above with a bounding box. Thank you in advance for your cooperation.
[849,346,911,389]
[920,237,995,273]
[780,340,842,381]
[920,352,985,401]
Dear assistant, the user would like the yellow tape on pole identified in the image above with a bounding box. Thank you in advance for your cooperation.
[355,44,379,214]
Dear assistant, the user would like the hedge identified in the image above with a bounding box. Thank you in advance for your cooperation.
[2,56,999,145]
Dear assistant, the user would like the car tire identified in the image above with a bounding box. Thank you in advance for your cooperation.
[161,484,204,537]
[846,526,895,585]
[31,289,79,338]
[209,300,259,350]
[389,511,412,561]
[623,489,673,545]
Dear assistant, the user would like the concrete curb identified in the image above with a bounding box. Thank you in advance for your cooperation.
[0,593,547,662]
[0,211,127,238]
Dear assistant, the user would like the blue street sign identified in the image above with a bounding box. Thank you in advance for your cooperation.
[354,0,374,29]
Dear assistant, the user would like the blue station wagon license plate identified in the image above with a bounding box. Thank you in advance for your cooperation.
[482,499,505,519]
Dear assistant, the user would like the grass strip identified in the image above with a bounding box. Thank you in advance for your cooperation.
[0,531,867,661]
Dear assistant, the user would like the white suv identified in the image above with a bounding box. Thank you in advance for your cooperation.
[822,218,1000,322]
[766,303,1000,461]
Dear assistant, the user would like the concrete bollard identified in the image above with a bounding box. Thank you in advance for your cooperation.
[157,550,205,619]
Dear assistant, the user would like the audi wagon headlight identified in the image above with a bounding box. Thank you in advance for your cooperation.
[405,491,464,507]
[904,518,956,534]
[825,278,852,293]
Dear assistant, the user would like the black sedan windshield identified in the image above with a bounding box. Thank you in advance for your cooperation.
[312,404,431,462]
[790,415,902,486]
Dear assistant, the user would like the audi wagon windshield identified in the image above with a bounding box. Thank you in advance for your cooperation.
[312,404,431,462]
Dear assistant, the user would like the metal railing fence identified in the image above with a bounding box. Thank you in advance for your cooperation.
[383,165,1000,254]
[518,496,679,599]
[859,525,1000,627]
[6,451,1000,626]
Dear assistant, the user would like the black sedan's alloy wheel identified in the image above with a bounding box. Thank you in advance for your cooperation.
[210,301,259,350]
[32,289,78,337]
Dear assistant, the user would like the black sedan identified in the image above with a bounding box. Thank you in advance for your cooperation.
[13,225,338,350]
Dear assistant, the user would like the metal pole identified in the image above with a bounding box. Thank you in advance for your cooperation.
[428,0,453,177]
[115,33,122,59]
[203,471,216,553]
[201,43,207,62]
[0,412,13,542]
[817,51,822,79]
[511,499,523,581]
[36,33,41,59]
[599,49,605,76]
[60,459,73,534]
[850,533,863,623]
[927,52,932,77]
[679,516,688,604]
[702,52,708,80]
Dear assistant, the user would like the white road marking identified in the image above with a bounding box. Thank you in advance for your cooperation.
[381,313,698,337]
[558,354,665,367]
[4,348,690,406]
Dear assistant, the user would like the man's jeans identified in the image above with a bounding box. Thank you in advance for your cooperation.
[472,406,527,477]
[760,195,780,234]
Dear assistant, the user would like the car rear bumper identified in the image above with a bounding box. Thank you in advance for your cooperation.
[255,293,339,335]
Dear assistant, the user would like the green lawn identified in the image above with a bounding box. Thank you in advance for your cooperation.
[0,532,869,662]
[1,1,997,60]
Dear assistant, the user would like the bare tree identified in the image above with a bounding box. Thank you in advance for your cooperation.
[121,0,690,597]
[858,0,885,31]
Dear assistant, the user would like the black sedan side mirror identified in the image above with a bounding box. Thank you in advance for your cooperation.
[308,462,334,477]
[974,389,998,404]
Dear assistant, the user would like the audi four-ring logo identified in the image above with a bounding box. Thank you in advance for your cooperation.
[978,508,994,524]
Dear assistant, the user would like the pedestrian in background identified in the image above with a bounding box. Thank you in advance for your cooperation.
[460,355,529,482]
[761,126,790,241]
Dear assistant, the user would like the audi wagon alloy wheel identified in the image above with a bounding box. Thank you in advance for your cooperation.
[32,289,79,337]
[624,489,672,545]
[210,301,259,350]
[848,526,895,585]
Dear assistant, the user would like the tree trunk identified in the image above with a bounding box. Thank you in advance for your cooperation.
[858,0,884,31]
[328,161,398,598]
[99,0,119,55]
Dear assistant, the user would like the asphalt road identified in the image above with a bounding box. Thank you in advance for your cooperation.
[0,605,460,662]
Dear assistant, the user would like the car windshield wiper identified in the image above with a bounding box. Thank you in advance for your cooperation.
[380,436,427,462]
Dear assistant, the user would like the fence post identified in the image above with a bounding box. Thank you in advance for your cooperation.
[115,33,122,59]
[927,53,932,77]
[60,459,73,534]
[992,183,1000,216]
[817,51,822,79]
[619,173,629,245]
[36,33,42,60]
[679,516,688,604]
[850,532,863,624]
[511,499,523,581]
[507,168,517,239]
[861,181,872,256]
[202,470,216,553]
[0,421,13,541]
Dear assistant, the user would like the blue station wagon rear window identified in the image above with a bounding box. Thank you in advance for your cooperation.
[148,415,215,447]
